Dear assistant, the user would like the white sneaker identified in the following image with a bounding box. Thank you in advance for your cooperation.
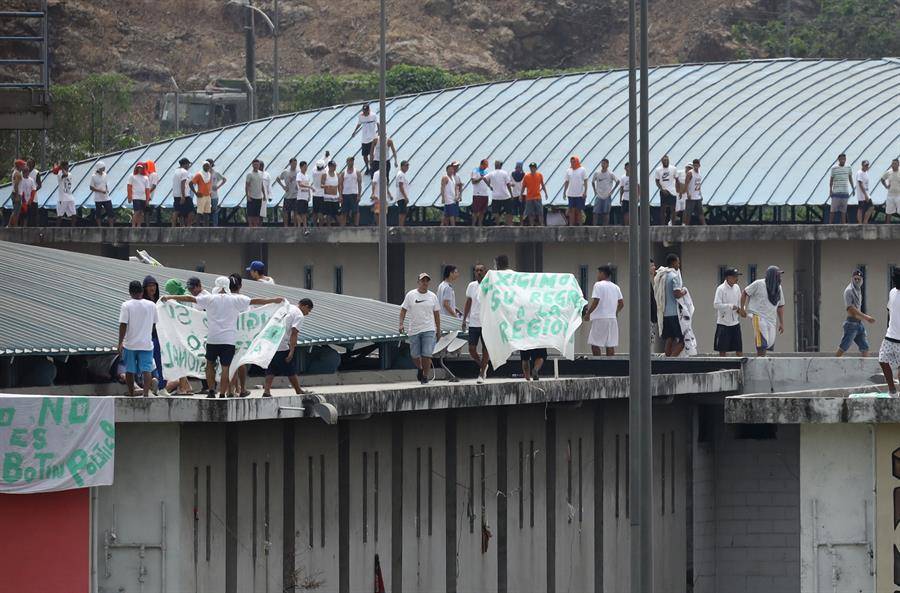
[158,388,172,397]
[476,374,485,384]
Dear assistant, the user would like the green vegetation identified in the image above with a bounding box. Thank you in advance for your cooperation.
[732,0,900,59]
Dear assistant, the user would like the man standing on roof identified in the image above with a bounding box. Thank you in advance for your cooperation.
[741,265,785,356]
[310,159,327,226]
[371,163,394,223]
[263,298,314,397]
[370,133,399,181]
[684,159,706,225]
[591,158,619,226]
[471,159,491,227]
[463,262,490,384]
[509,162,525,222]
[206,159,226,227]
[856,160,874,224]
[190,162,214,227]
[321,160,340,226]
[673,164,690,226]
[437,264,461,318]
[829,153,853,224]
[657,253,686,357]
[245,159,265,227]
[247,260,275,284]
[393,160,410,226]
[836,269,875,357]
[878,268,900,395]
[620,162,638,226]
[440,163,461,226]
[400,272,442,385]
[351,103,379,174]
[90,161,114,228]
[145,160,159,203]
[295,160,312,228]
[339,156,362,227]
[7,159,25,227]
[23,158,41,227]
[713,268,745,356]
[118,280,160,397]
[276,158,299,227]
[522,162,548,226]
[655,155,678,225]
[487,160,514,226]
[584,265,624,355]
[259,160,273,223]
[172,157,194,227]
[563,156,588,226]
[128,163,151,228]
[881,159,900,223]
[54,161,76,227]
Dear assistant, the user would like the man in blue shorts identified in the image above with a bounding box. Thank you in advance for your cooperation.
[118,280,159,397]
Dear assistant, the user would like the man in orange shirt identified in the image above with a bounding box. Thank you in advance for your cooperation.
[521,162,548,226]
[190,161,214,226]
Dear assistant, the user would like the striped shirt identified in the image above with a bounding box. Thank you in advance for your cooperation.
[830,165,853,194]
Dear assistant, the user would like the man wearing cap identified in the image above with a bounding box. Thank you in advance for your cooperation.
[713,268,746,356]
[400,273,442,384]
[584,265,624,355]
[172,157,194,227]
[245,159,265,227]
[310,160,327,226]
[206,159,226,227]
[741,265,785,356]
[263,298,314,397]
[90,161,114,227]
[836,269,875,357]
[118,280,160,397]
[247,260,275,284]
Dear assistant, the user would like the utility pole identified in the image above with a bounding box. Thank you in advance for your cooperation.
[376,0,388,302]
[272,0,279,114]
[244,1,256,120]
[785,0,792,57]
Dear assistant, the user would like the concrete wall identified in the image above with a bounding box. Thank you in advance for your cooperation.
[742,356,882,393]
[132,243,245,276]
[269,243,378,297]
[800,424,874,593]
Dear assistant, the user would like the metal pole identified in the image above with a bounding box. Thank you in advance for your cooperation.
[377,0,388,302]
[245,1,256,120]
[272,0,279,115]
[638,0,654,589]
[785,0,792,57]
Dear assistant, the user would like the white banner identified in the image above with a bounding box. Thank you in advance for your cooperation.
[156,301,288,380]
[0,395,115,493]
[478,270,587,366]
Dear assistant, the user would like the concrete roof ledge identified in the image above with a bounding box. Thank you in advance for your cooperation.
[725,384,900,424]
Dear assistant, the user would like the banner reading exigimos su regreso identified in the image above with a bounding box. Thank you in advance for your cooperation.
[478,270,587,367]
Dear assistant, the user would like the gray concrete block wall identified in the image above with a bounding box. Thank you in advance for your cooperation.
[652,404,689,593]
[602,401,631,592]
[691,408,718,593]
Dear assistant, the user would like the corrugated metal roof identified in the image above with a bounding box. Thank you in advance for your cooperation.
[0,240,460,356]
[5,58,900,210]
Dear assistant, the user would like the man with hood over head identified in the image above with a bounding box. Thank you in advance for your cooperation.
[741,266,786,356]
[836,269,875,357]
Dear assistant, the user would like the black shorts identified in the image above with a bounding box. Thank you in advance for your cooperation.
[205,343,236,366]
[266,349,299,377]
[247,198,262,218]
[323,200,339,217]
[467,326,483,347]
[393,199,408,214]
[859,199,874,211]
[361,141,373,158]
[714,324,743,353]
[522,348,547,363]
[662,316,684,341]
[132,200,147,212]
[296,200,309,215]
[621,199,630,214]
[341,194,359,214]
[370,160,391,178]
[283,198,297,214]
[96,201,114,220]
[175,196,195,214]
[312,195,324,213]
[492,199,515,215]
[660,190,676,208]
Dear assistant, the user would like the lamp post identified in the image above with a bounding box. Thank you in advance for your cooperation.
[228,0,277,118]
[377,0,388,302]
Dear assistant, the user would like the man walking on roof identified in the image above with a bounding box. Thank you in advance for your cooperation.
[118,280,160,397]
[263,298,314,397]
[741,265,785,356]
[351,103,379,174]
[836,269,874,357]
[400,272,442,385]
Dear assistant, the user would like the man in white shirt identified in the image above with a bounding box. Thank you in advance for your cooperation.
[55,161,76,226]
[90,161,114,227]
[7,159,26,228]
[262,298,314,397]
[471,159,491,227]
[245,159,266,228]
[276,158,300,227]
[674,164,690,226]
[583,265,624,355]
[878,268,900,395]
[162,275,285,398]
[591,158,619,226]
[655,155,678,225]
[741,266,785,356]
[351,103,379,174]
[713,268,745,356]
[371,167,393,224]
[207,159,227,227]
[487,160,514,226]
[619,162,638,226]
[462,263,490,383]
[118,280,160,397]
[172,157,194,227]
[399,272,441,384]
[128,163,151,228]
[440,163,461,227]
[563,155,588,226]
[393,160,410,227]
[683,159,706,226]
[339,156,363,227]
[437,264,460,318]
[881,159,900,223]
[856,160,873,224]
[293,160,312,228]
[15,164,36,228]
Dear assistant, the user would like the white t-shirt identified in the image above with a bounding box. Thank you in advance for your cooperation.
[18,176,35,199]
[118,299,158,351]
[258,276,275,284]
[565,167,588,197]
[471,169,490,196]
[655,165,678,194]
[57,171,74,203]
[342,169,361,195]
[323,172,340,202]
[465,280,483,327]
[277,305,306,351]
[128,174,149,201]
[442,175,458,205]
[592,170,619,199]
[888,288,900,340]
[358,113,379,143]
[394,170,409,202]
[620,175,631,202]
[688,171,703,200]
[437,280,457,316]
[172,167,191,198]
[195,293,252,345]
[487,169,511,199]
[744,279,785,326]
[148,172,160,192]
[856,170,870,198]
[90,172,110,203]
[882,169,900,199]
[589,280,623,319]
[372,170,391,201]
[401,289,440,335]
[296,171,311,201]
